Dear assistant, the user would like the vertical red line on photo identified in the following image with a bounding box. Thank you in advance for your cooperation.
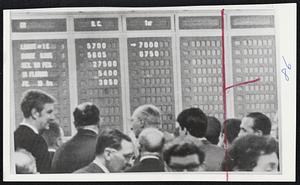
[220,8,229,181]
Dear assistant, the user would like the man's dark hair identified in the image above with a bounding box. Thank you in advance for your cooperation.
[223,119,241,144]
[73,102,100,127]
[95,129,132,155]
[163,137,205,165]
[21,89,55,118]
[205,116,221,145]
[42,120,62,148]
[247,112,272,135]
[222,135,278,171]
[176,108,208,138]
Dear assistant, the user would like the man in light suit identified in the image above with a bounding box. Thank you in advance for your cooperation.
[75,129,134,173]
[51,102,100,173]
[126,128,165,172]
[14,89,55,173]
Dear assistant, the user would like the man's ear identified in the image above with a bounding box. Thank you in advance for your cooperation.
[31,108,39,120]
[255,130,263,136]
[104,148,112,161]
[140,120,145,129]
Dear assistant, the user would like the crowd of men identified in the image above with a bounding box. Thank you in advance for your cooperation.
[14,89,279,174]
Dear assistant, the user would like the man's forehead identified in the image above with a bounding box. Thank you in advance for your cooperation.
[120,140,134,153]
[43,103,54,110]
[241,117,254,127]
[169,154,200,166]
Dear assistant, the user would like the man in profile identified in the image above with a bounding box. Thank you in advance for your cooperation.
[14,89,55,173]
[176,107,225,171]
[126,128,165,172]
[222,134,279,172]
[51,102,100,173]
[163,137,205,172]
[130,104,174,141]
[129,104,174,160]
[41,120,64,162]
[74,129,134,173]
[238,112,272,137]
[14,149,37,174]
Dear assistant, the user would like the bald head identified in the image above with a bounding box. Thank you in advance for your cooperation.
[131,104,162,138]
[132,104,162,125]
[138,128,165,153]
[14,149,37,174]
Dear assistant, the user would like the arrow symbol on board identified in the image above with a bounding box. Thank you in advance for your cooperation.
[130,43,137,47]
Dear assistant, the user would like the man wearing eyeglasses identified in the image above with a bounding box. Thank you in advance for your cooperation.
[74,129,135,173]
[163,137,205,172]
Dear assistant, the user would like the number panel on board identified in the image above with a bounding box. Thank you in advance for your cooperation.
[127,37,175,132]
[180,37,224,122]
[12,39,71,136]
[75,38,123,131]
[232,36,278,123]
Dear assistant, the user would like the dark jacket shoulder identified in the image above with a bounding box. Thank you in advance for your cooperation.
[74,162,105,173]
[51,129,98,173]
[126,157,165,172]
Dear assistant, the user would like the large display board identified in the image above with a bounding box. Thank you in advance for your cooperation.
[10,10,279,137]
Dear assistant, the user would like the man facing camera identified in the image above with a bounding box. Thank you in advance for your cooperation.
[51,102,100,173]
[14,89,55,173]
[126,128,165,172]
[75,129,134,173]
[163,137,205,172]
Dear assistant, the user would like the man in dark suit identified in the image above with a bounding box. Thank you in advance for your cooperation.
[176,108,225,171]
[14,89,55,173]
[126,128,165,172]
[51,102,100,173]
[74,129,135,173]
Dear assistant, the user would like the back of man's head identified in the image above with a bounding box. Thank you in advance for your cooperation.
[42,120,63,149]
[205,116,221,145]
[132,104,162,127]
[138,128,165,153]
[73,102,100,128]
[247,112,272,135]
[223,119,241,144]
[223,134,278,171]
[15,149,37,174]
[21,89,55,118]
[176,108,208,138]
[95,128,132,155]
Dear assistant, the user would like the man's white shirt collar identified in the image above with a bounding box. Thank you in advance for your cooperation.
[82,127,98,135]
[48,148,56,152]
[140,155,160,162]
[20,122,39,134]
[93,158,110,173]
